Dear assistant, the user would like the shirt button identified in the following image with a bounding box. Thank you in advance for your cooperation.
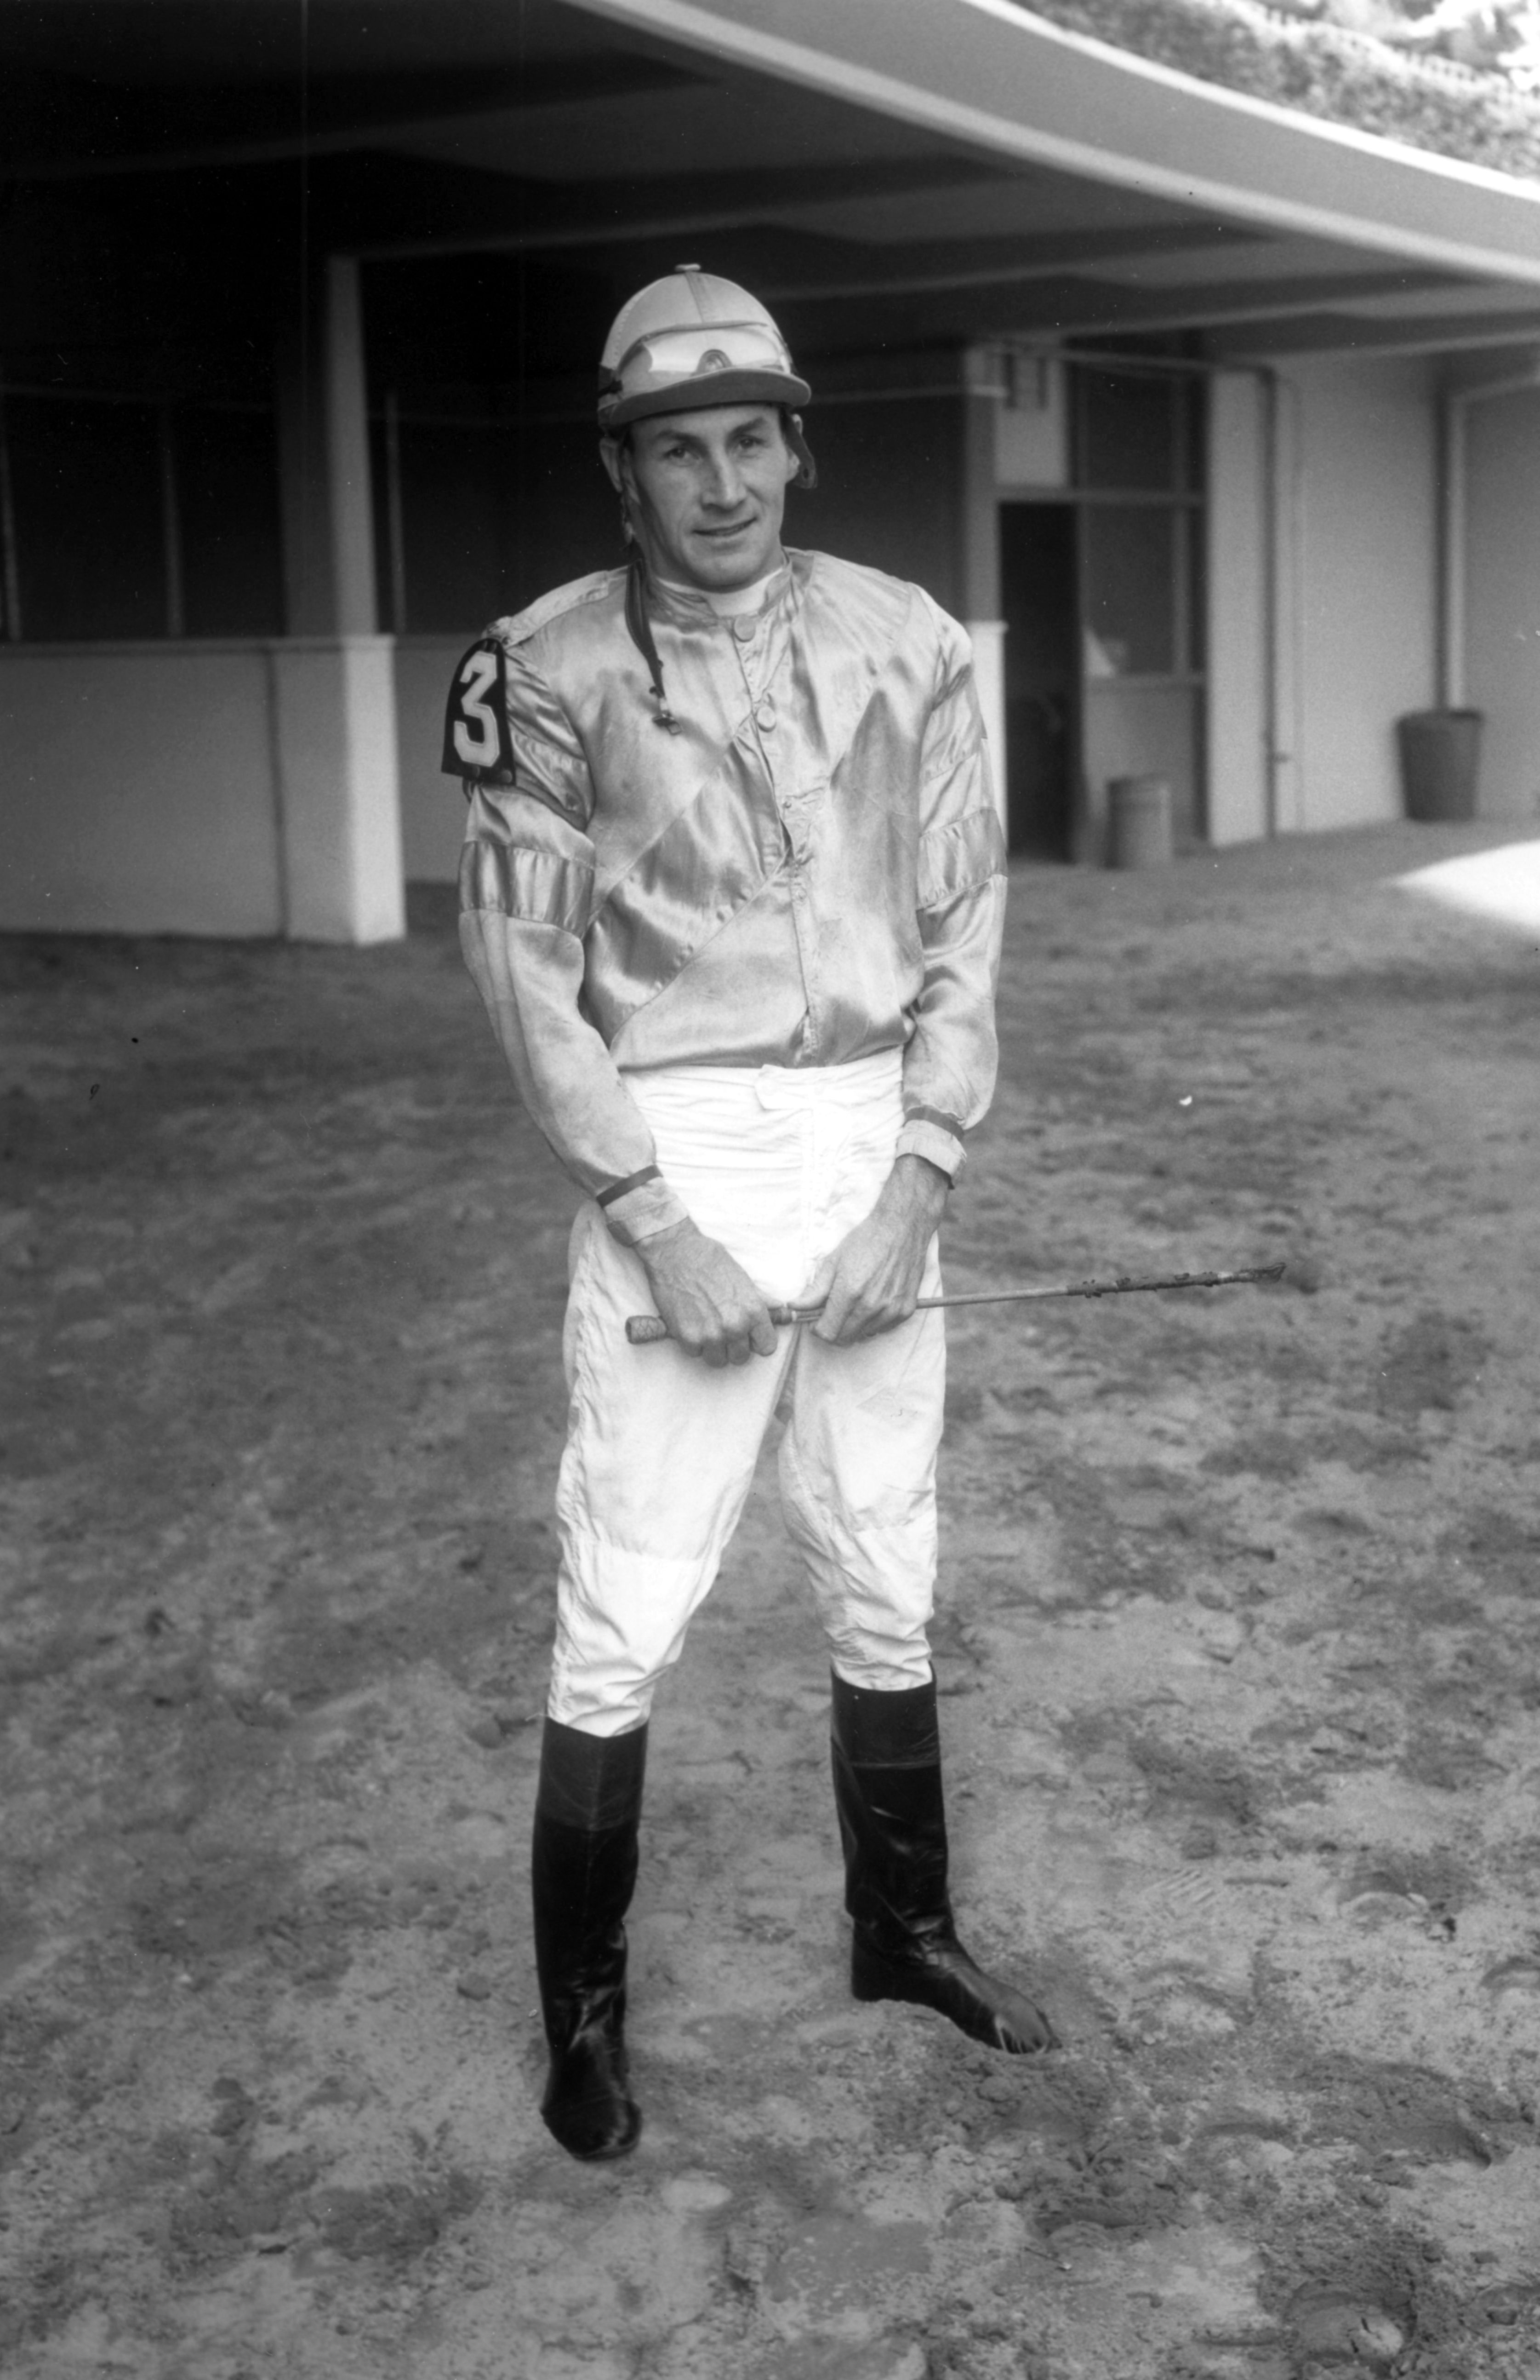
[733,616,755,643]
[756,701,777,733]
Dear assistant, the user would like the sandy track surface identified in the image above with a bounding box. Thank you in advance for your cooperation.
[2,823,1539,2380]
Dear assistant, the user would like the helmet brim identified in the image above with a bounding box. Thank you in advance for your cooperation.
[600,369,812,432]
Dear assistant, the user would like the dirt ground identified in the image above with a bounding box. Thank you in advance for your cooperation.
[3,820,1540,2380]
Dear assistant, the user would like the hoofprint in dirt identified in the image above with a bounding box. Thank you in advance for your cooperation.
[1,822,1538,2380]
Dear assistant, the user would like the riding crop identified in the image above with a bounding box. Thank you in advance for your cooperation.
[624,1262,1286,1344]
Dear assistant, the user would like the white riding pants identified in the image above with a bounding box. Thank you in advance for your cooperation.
[548,1051,946,1738]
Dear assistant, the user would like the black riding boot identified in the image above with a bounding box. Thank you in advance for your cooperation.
[830,1671,1057,2055]
[530,1716,647,2160]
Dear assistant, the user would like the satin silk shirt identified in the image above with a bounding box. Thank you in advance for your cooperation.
[455,547,1007,1243]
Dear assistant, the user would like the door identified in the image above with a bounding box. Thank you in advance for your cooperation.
[999,502,1078,859]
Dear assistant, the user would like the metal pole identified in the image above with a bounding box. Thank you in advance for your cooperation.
[0,374,23,642]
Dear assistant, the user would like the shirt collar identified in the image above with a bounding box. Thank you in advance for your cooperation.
[650,555,793,626]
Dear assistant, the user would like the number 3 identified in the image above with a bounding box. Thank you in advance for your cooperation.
[452,649,501,768]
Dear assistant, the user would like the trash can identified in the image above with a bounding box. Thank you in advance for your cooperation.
[1106,774,1173,869]
[1396,709,1482,823]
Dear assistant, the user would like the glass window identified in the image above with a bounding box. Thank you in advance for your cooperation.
[1,393,284,641]
[393,420,507,634]
[1183,378,1206,498]
[1186,506,1207,675]
[1078,370,1176,493]
[176,408,284,638]
[6,396,166,640]
[1082,507,1177,678]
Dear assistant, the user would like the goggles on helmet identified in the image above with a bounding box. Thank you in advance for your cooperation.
[615,320,794,383]
[599,299,811,432]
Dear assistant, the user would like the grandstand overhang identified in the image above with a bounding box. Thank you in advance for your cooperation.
[5,0,1540,940]
[6,0,1540,379]
[572,0,1540,361]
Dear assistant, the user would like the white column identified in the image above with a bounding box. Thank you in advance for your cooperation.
[269,636,404,944]
[1460,378,1540,822]
[325,256,380,638]
[1206,372,1271,848]
[272,255,404,942]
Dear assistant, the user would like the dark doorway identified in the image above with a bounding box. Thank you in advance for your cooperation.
[1000,503,1078,858]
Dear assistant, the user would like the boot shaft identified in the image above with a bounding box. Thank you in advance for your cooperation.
[830,1671,941,1769]
[829,1671,954,1951]
[536,1713,647,1830]
[528,1719,648,2161]
[531,1718,647,2001]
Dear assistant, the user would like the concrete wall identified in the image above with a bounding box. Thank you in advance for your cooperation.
[1206,371,1270,847]
[1272,354,1438,834]
[0,644,284,936]
[0,638,404,940]
[1462,386,1540,824]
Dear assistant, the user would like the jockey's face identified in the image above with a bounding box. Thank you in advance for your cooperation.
[606,405,797,592]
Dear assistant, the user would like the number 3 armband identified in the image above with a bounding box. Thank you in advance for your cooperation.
[442,639,515,785]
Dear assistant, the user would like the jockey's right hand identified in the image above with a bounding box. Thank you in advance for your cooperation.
[633,1218,777,1368]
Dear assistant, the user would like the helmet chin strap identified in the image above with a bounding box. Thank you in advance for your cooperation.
[619,405,814,730]
[623,545,681,735]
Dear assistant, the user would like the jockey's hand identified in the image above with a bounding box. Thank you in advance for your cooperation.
[812,1155,949,1347]
[634,1217,778,1369]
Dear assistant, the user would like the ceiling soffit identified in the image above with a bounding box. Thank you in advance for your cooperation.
[1,0,1537,359]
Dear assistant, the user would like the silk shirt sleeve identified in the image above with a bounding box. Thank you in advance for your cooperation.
[457,653,689,1243]
[898,612,1008,1180]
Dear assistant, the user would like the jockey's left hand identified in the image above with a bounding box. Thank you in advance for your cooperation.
[812,1154,949,1346]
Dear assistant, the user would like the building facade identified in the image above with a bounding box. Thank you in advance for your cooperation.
[3,0,1539,939]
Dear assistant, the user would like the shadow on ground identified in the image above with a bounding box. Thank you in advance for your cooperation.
[2,823,1539,2379]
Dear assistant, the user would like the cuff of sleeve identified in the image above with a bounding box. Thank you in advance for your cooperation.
[896,1118,966,1180]
[601,1176,690,1245]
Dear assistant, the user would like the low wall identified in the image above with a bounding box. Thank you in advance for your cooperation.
[0,643,285,937]
[0,638,403,941]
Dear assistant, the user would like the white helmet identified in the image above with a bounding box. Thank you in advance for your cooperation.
[598,264,811,432]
